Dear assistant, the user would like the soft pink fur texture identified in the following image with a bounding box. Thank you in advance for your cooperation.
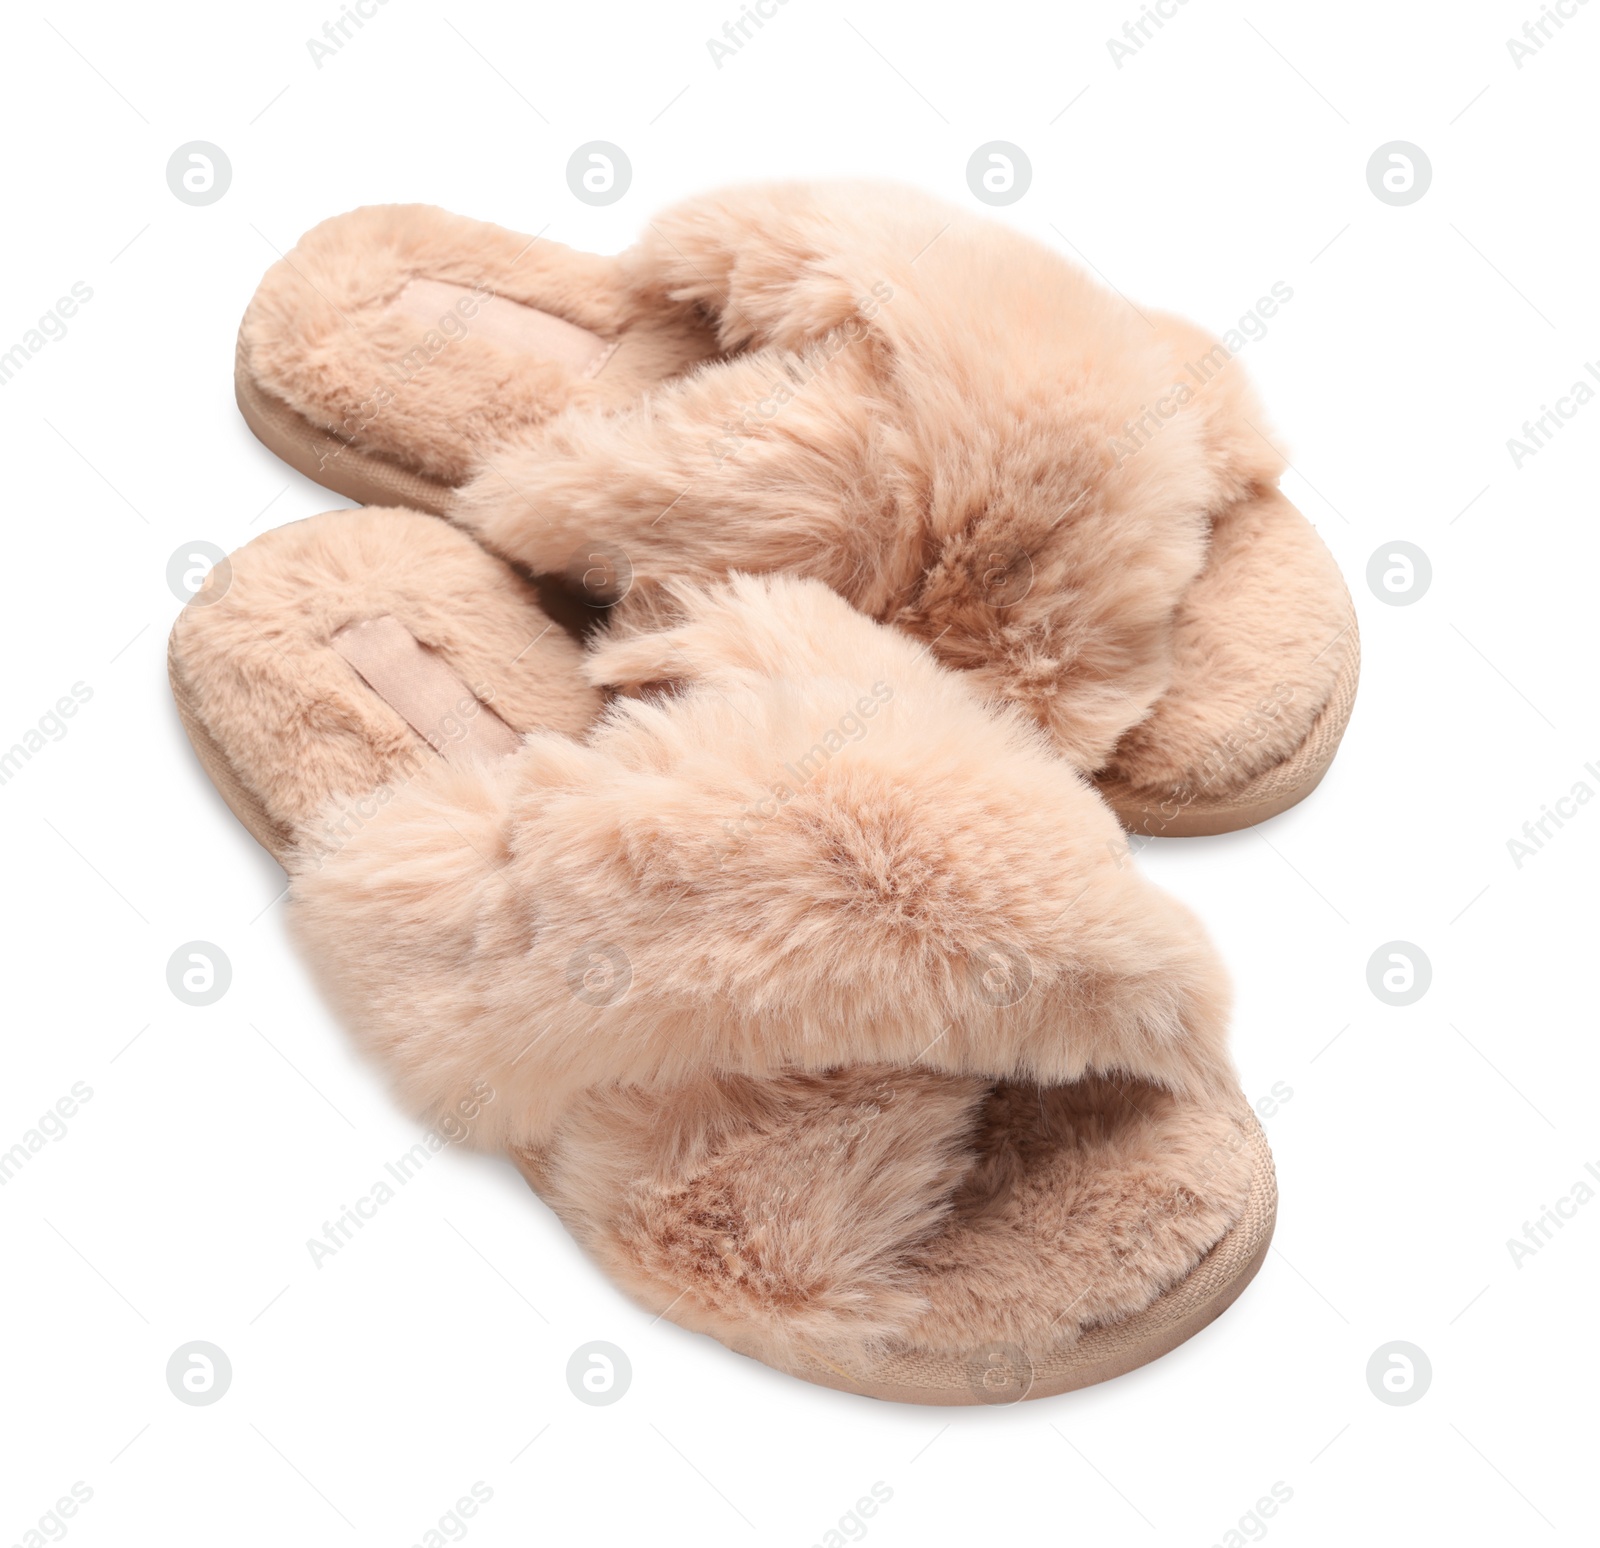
[448,181,1288,773]
[241,203,720,486]
[172,509,600,834]
[543,1070,1252,1367]
[173,510,1255,1368]
[241,186,1350,799]
[1106,486,1351,793]
[286,565,1249,1364]
[286,570,1239,1144]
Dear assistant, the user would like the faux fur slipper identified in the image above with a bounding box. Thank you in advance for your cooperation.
[170,507,1275,1403]
[237,183,1357,837]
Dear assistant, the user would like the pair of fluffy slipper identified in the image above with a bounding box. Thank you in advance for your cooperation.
[172,182,1355,1404]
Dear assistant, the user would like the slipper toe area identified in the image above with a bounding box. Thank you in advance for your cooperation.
[533,1069,1257,1383]
[898,1077,1256,1354]
[1104,488,1356,813]
[539,1068,991,1366]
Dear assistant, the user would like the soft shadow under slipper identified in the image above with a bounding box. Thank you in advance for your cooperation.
[237,183,1357,835]
[169,506,1275,1403]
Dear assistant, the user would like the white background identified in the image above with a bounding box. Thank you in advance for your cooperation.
[2,2,1596,1544]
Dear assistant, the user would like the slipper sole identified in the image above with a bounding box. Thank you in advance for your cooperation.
[235,328,454,516]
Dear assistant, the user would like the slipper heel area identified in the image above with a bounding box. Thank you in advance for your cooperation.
[238,204,721,500]
[168,507,599,854]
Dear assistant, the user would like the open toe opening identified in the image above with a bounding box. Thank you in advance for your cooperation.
[534,1067,1266,1401]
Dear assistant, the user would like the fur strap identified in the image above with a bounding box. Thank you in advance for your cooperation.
[450,181,1285,772]
[288,576,1235,1150]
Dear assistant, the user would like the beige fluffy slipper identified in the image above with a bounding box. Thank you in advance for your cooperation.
[237,183,1357,836]
[169,507,1275,1403]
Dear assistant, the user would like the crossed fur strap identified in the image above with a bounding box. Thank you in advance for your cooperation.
[286,575,1236,1152]
[245,183,1286,773]
[448,181,1286,769]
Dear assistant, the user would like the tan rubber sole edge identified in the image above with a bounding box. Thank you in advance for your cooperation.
[237,333,1355,836]
[807,1214,1273,1405]
[173,615,1276,1405]
[235,331,454,516]
[170,623,297,864]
